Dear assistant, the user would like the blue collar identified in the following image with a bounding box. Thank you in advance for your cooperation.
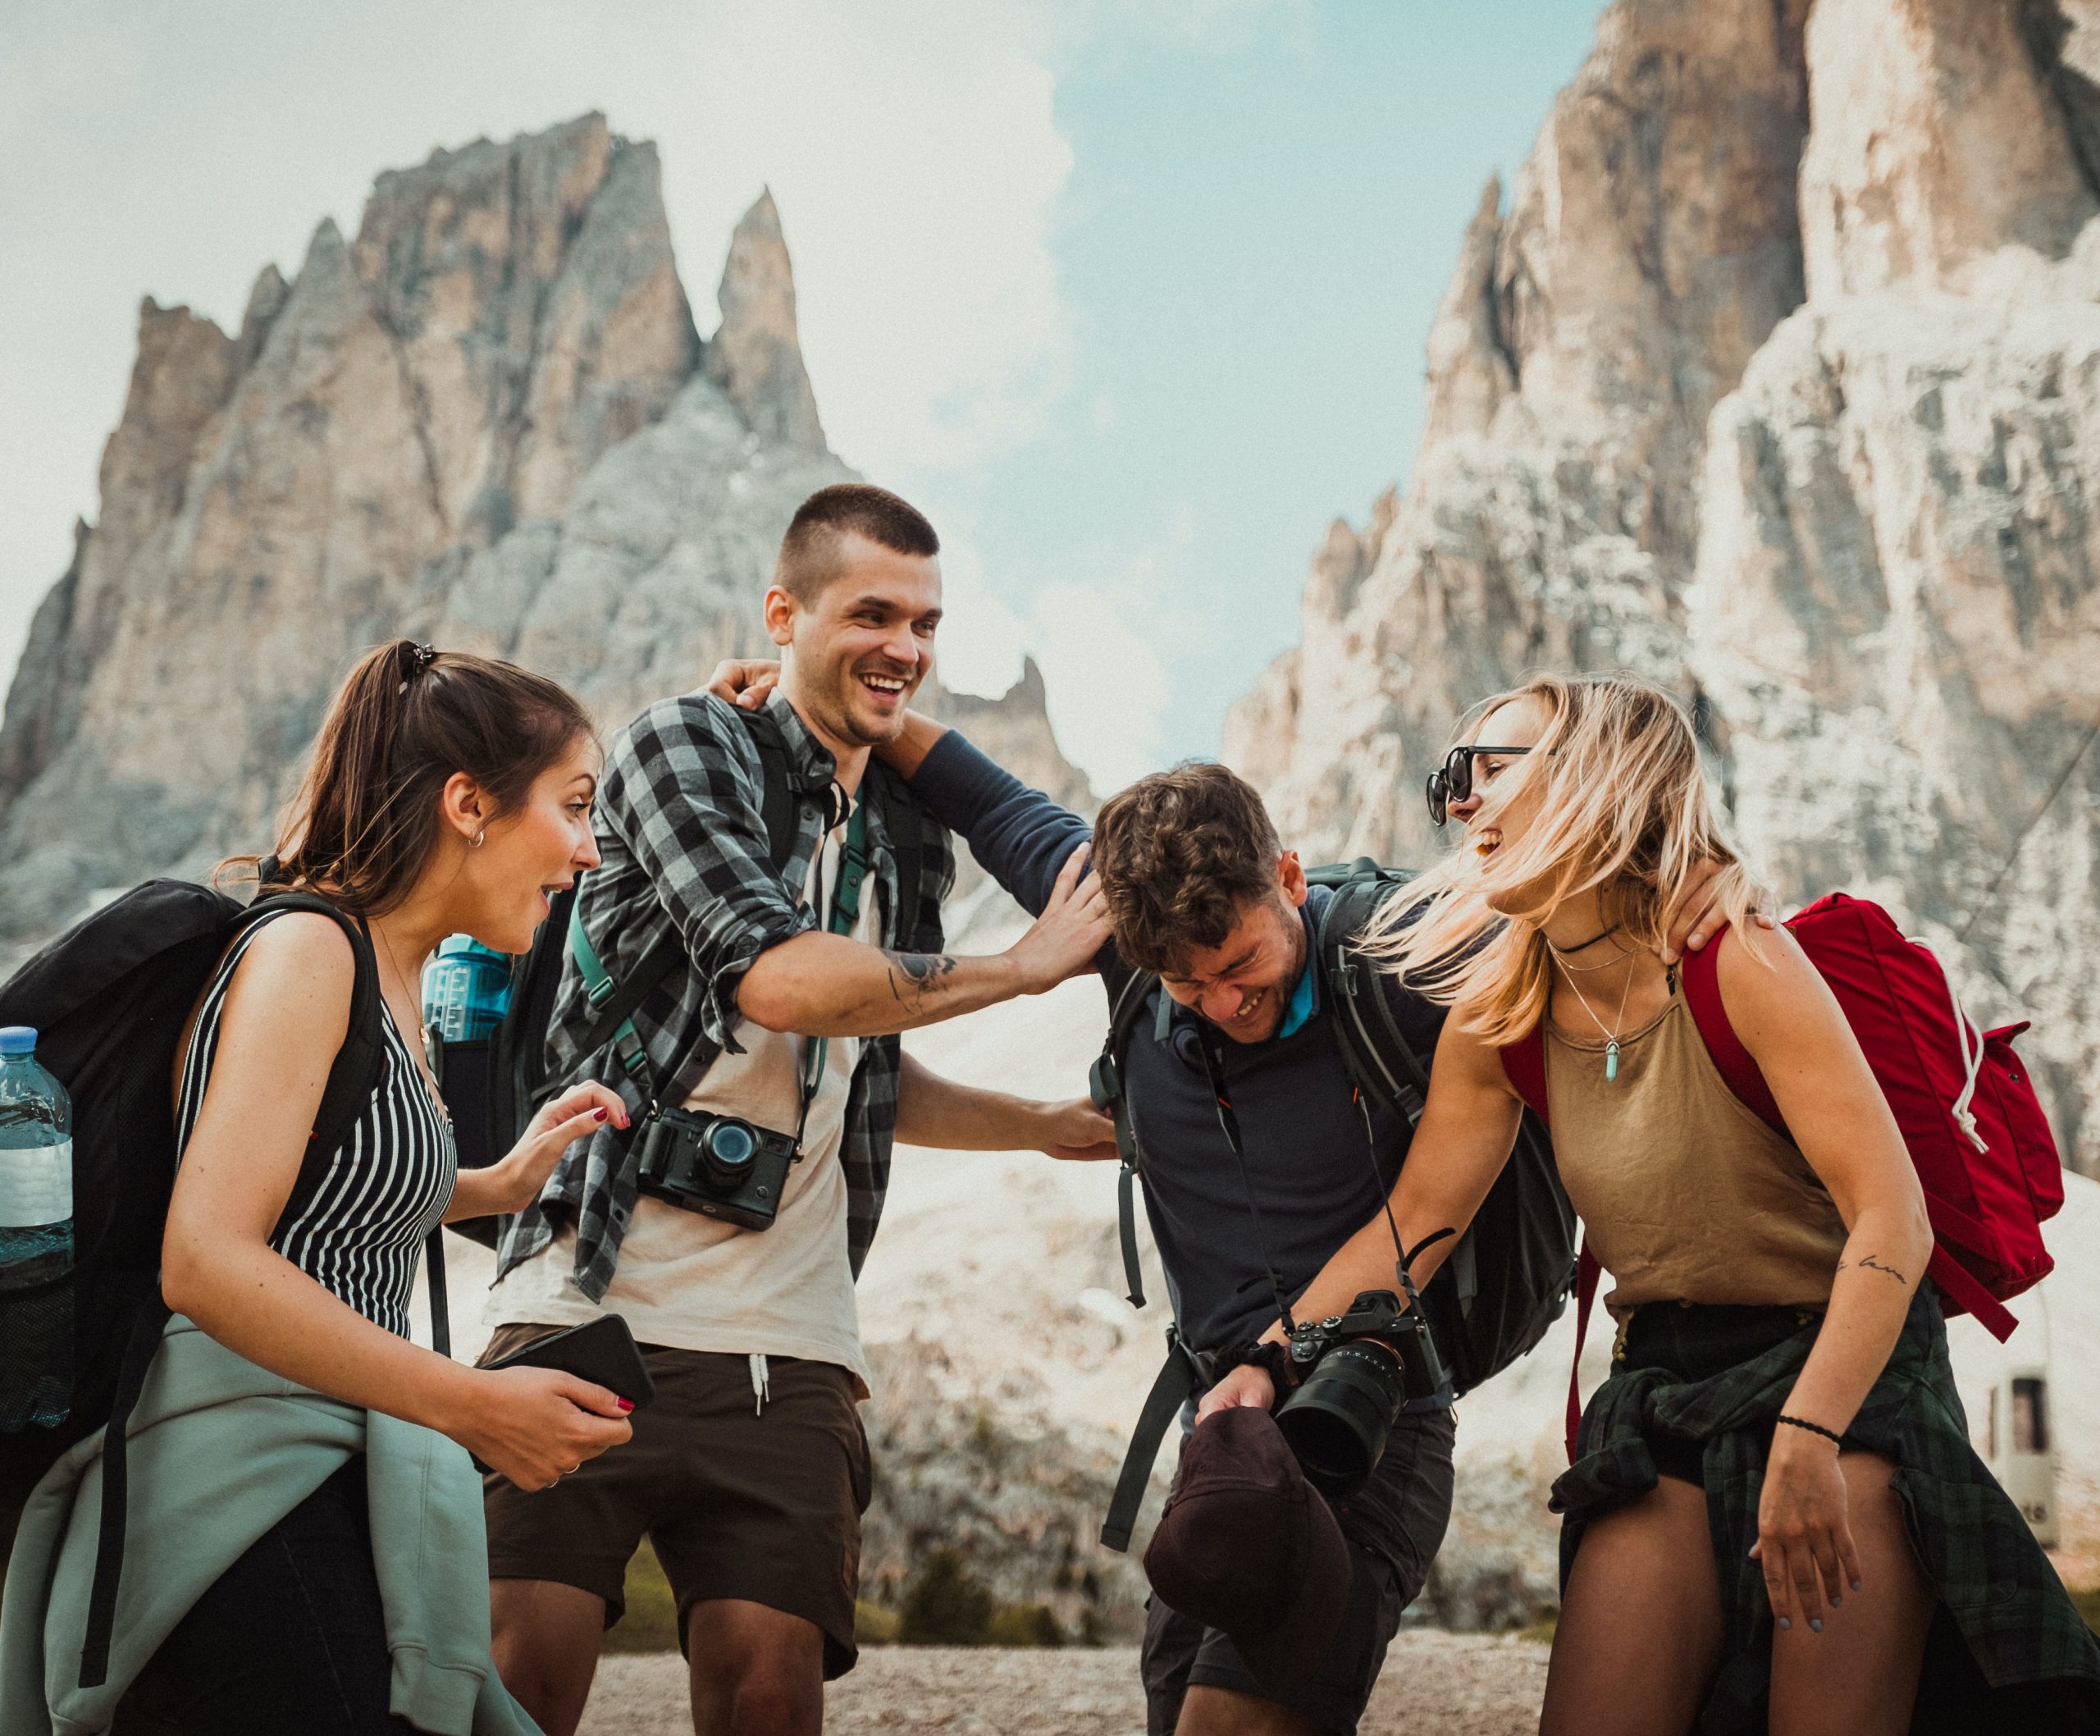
[1276,955,1317,1039]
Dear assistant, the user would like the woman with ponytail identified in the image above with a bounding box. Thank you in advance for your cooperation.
[110,641,633,1733]
[1199,673,2098,1734]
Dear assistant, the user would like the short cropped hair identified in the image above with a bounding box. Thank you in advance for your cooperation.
[1092,762,1285,974]
[775,483,939,602]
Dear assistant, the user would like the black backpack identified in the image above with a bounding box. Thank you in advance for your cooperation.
[1092,859,1577,1551]
[434,704,933,1245]
[0,877,388,1683]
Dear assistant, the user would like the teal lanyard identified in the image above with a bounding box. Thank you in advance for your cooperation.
[568,790,870,1116]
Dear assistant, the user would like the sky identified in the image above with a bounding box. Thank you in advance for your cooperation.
[0,0,1600,792]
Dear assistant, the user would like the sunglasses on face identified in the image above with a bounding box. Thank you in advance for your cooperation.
[1425,745,1534,828]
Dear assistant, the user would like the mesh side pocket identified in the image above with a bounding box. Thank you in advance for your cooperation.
[0,1268,73,1432]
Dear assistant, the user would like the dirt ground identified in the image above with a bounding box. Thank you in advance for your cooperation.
[578,1635,1550,1734]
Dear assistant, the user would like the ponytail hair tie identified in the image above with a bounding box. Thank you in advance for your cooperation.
[396,643,441,694]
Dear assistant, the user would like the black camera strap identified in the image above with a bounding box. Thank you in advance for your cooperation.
[1193,1025,1299,1338]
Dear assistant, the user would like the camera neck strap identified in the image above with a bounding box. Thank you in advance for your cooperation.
[1192,1024,1299,1337]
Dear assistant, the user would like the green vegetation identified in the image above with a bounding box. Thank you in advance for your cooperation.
[596,1540,1081,1653]
[603,1541,681,1656]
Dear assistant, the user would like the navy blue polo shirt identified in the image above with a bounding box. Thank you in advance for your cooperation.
[910,733,1447,1354]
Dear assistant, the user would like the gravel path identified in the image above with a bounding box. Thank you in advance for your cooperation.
[579,1636,1549,1734]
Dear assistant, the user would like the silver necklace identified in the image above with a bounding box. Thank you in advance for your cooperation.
[1559,953,1637,1083]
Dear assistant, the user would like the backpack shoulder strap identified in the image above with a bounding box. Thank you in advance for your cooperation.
[735,704,801,873]
[1678,926,1785,1132]
[1090,968,1161,1309]
[230,894,386,1172]
[1500,1028,1550,1121]
[1313,871,1429,1124]
[862,762,930,950]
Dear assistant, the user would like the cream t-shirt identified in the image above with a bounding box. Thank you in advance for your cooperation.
[484,804,876,1394]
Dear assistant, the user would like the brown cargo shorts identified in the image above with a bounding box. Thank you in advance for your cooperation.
[479,1324,872,1679]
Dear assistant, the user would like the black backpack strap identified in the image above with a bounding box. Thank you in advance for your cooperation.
[77,1295,171,1687]
[1314,870,1428,1124]
[737,706,802,870]
[1089,969,1162,1309]
[862,762,929,951]
[1101,1328,1209,1553]
[1314,870,1481,1317]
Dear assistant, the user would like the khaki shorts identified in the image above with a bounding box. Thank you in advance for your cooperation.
[479,1325,871,1679]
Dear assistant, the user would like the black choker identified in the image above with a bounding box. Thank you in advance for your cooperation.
[1547,923,1623,957]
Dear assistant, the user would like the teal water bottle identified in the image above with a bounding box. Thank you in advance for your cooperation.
[422,937,514,1042]
[0,1025,73,1432]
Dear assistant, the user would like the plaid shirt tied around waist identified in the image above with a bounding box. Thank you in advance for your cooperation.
[1552,1283,2100,1734]
[495,692,953,1300]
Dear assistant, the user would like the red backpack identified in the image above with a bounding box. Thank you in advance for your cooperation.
[1500,893,2064,1458]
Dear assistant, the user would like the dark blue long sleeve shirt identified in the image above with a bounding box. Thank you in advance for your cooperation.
[911,729,1449,1355]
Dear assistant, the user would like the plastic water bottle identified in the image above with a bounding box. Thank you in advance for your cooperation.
[0,1025,73,1432]
[421,937,514,1043]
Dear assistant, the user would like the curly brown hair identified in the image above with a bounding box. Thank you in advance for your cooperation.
[1091,762,1285,973]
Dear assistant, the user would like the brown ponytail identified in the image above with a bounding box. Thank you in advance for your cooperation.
[226,641,594,917]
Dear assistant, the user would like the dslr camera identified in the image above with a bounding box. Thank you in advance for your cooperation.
[1275,1289,1451,1496]
[635,1107,797,1231]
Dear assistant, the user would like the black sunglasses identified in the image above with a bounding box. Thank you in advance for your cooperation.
[1426,744,1534,828]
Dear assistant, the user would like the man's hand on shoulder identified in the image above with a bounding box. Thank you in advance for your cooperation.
[1034,1096,1118,1162]
[1002,840,1109,993]
[700,656,778,711]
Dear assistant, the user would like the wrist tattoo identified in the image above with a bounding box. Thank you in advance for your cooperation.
[1838,1253,1909,1286]
[886,951,958,1010]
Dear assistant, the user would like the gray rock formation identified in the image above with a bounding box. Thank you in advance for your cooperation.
[1226,0,2100,1170]
[0,116,1086,943]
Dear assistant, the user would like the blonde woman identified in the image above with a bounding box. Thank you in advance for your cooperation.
[1196,674,2099,1735]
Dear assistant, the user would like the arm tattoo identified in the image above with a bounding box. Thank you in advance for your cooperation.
[885,952,958,1011]
[1838,1254,1909,1286]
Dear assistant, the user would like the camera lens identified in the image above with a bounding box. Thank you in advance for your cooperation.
[1275,1342,1410,1496]
[697,1120,759,1193]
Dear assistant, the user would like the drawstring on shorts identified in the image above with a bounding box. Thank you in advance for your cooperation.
[749,1353,769,1416]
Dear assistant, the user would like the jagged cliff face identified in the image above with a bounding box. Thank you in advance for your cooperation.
[1228,0,2100,1171]
[0,116,1085,942]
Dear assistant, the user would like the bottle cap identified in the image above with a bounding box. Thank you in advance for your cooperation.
[0,1026,37,1056]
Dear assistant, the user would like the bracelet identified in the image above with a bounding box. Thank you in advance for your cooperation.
[1776,1414,1843,1446]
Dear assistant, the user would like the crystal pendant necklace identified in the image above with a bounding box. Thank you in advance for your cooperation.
[1559,948,1637,1082]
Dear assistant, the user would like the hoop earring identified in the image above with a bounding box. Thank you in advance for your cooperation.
[471,830,486,849]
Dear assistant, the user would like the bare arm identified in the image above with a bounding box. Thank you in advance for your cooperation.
[1720,927,1933,1629]
[737,838,1107,1035]
[162,916,632,1489]
[893,1048,1117,1160]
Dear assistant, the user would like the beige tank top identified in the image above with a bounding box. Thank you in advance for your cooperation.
[1544,975,1847,1318]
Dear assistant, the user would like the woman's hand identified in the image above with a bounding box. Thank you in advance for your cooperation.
[450,1081,630,1220]
[446,1365,635,1491]
[701,657,781,711]
[1194,1362,1276,1423]
[1751,1425,1864,1633]
[1035,1097,1118,1162]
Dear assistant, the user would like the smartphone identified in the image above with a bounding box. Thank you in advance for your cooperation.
[483,1313,655,1409]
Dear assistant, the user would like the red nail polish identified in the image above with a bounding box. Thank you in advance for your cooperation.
[593,1108,608,1122]
[617,1398,635,1412]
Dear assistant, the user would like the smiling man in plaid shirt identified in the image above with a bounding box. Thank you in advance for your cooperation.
[480,484,1116,1736]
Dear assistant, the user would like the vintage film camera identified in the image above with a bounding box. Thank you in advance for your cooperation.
[635,1107,798,1231]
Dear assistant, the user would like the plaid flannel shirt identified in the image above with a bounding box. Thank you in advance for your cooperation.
[495,692,954,1300]
[1552,1285,2100,1729]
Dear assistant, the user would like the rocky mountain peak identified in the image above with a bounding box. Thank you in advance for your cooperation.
[1226,0,2100,1169]
[705,186,827,455]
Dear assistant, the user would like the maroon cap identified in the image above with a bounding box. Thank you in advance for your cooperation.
[1141,1406,1353,1688]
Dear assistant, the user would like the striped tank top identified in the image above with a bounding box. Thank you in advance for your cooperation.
[176,907,457,1338]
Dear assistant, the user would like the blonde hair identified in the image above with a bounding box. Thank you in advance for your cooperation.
[1363,672,1764,1044]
